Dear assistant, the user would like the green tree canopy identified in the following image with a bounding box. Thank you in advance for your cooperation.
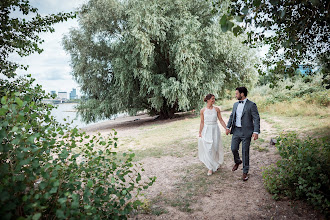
[63,0,258,122]
[214,0,329,79]
[0,0,75,77]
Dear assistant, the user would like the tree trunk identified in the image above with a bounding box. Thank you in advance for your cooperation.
[157,102,178,119]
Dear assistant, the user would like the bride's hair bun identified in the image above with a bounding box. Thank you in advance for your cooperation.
[204,93,214,102]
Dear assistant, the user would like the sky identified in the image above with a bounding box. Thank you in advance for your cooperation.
[9,0,269,97]
[9,0,88,96]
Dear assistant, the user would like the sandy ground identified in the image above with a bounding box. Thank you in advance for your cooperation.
[82,111,324,220]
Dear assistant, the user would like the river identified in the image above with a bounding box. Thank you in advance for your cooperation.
[51,103,125,129]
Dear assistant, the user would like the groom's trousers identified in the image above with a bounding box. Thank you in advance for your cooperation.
[231,127,251,174]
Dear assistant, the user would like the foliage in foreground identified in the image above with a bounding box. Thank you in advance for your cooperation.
[262,132,330,217]
[0,76,155,219]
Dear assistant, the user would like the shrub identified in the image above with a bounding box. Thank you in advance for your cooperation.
[0,76,156,219]
[262,132,330,216]
[304,90,330,107]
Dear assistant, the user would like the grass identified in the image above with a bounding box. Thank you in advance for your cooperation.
[259,99,330,117]
[260,112,330,139]
[149,163,223,213]
[138,196,169,216]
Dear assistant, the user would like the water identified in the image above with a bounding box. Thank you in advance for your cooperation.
[51,103,116,128]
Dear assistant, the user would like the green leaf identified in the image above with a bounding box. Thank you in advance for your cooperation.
[235,16,243,22]
[253,0,262,7]
[58,198,67,205]
[32,213,42,220]
[220,15,227,26]
[87,179,93,188]
[227,21,234,31]
[310,0,320,4]
[1,96,7,105]
[22,195,28,202]
[221,24,228,32]
[50,187,58,194]
[0,108,8,116]
[136,173,141,182]
[56,209,65,219]
[53,180,60,187]
[233,26,242,36]
[242,6,249,15]
[15,97,24,107]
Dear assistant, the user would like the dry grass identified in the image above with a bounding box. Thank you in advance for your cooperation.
[220,94,330,118]
[259,100,330,117]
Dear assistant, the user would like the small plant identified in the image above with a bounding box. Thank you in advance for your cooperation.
[262,132,330,217]
[0,76,156,219]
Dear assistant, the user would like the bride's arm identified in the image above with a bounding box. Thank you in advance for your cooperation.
[216,107,227,130]
[199,108,204,137]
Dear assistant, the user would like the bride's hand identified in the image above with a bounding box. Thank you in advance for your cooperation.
[199,133,202,137]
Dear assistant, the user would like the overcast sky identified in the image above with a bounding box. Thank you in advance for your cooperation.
[9,0,87,96]
[9,0,268,97]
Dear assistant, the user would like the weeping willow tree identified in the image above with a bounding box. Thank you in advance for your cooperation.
[63,0,258,122]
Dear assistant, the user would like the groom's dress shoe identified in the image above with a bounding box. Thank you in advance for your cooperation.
[232,160,242,171]
[242,173,248,181]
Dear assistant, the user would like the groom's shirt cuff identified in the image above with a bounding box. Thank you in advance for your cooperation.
[253,132,259,134]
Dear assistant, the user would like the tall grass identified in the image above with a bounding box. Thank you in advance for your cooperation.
[249,73,329,117]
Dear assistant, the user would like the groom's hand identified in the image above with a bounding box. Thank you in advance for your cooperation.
[252,133,258,140]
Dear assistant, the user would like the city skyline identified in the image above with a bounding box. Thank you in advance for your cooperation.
[50,88,79,100]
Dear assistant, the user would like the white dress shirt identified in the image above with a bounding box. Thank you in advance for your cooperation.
[235,98,247,127]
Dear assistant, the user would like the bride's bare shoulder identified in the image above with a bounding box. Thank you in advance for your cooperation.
[200,108,206,113]
[214,106,221,112]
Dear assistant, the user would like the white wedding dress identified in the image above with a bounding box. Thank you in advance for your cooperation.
[198,107,224,171]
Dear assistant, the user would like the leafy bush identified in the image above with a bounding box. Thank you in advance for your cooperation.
[0,76,155,219]
[262,132,330,216]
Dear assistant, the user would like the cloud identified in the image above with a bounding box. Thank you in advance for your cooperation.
[8,1,86,95]
[30,0,88,14]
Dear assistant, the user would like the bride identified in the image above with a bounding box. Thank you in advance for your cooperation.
[198,94,226,176]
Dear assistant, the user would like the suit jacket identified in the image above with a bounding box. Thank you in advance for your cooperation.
[227,99,260,137]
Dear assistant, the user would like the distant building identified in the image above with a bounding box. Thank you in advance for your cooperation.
[285,64,313,75]
[50,91,56,97]
[58,92,67,100]
[70,88,77,100]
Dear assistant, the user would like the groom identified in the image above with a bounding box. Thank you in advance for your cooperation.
[226,87,260,181]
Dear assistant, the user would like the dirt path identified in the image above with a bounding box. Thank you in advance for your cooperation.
[82,111,324,220]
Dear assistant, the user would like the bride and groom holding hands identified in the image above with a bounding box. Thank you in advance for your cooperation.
[198,87,260,181]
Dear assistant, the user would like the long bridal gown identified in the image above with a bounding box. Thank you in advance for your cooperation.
[198,107,224,171]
